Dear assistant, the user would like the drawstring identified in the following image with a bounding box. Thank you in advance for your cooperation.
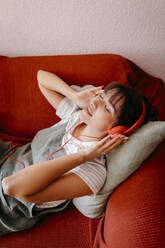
[46,134,100,160]
[5,137,32,168]
[46,136,74,160]
[5,136,74,168]
[6,134,100,168]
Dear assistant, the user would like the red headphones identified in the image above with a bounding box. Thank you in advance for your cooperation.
[108,98,146,136]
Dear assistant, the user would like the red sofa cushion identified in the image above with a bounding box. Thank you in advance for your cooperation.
[0,54,164,140]
[0,54,133,138]
[0,204,100,248]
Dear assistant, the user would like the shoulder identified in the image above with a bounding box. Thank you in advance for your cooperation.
[56,97,81,119]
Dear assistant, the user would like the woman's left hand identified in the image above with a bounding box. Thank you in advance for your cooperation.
[82,134,128,160]
[74,86,104,108]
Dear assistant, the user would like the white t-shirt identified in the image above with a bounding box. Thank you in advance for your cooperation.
[35,97,106,209]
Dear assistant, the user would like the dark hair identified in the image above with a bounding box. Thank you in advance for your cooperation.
[104,82,158,128]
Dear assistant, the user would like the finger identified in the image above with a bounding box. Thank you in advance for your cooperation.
[98,134,125,145]
[90,86,103,91]
[100,135,126,149]
[103,139,124,154]
[90,86,104,93]
[109,135,127,145]
[93,86,104,89]
[95,90,104,95]
[109,135,127,147]
[96,135,117,149]
[109,134,128,140]
[109,134,127,139]
[92,88,104,94]
[98,134,112,144]
[106,134,123,142]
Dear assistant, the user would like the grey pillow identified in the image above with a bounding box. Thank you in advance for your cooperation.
[71,85,165,218]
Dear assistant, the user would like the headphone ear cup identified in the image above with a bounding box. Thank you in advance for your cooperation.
[108,125,127,135]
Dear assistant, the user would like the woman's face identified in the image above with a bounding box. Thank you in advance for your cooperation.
[80,88,125,134]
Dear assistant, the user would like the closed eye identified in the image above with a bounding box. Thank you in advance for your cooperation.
[105,105,110,113]
[99,94,103,99]
[99,94,111,113]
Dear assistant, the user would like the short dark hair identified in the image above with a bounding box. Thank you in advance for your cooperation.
[104,82,158,128]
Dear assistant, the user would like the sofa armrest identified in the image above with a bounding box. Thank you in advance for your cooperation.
[94,139,165,248]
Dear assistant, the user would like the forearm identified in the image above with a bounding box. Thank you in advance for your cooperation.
[2,151,87,197]
[37,70,77,102]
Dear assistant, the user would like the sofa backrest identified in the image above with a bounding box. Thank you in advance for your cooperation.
[0,54,164,138]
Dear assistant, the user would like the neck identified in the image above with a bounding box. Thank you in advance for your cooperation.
[79,123,107,141]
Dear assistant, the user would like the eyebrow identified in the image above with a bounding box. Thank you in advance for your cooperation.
[107,92,125,113]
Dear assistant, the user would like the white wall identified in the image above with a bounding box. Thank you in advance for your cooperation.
[0,0,164,82]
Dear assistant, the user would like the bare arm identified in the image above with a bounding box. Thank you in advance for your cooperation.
[2,151,87,197]
[37,70,77,110]
[2,135,126,203]
[37,70,104,110]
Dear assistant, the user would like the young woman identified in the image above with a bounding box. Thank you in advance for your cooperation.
[1,70,157,210]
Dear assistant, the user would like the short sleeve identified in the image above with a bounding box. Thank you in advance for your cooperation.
[56,97,80,119]
[70,158,107,196]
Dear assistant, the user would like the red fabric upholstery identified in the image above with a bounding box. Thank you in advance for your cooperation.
[94,139,165,248]
[0,54,134,138]
[0,204,100,248]
[0,54,164,247]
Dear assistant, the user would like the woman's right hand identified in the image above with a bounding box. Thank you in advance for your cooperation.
[73,86,104,108]
[82,134,128,161]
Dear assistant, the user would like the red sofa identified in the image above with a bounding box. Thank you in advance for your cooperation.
[0,54,164,248]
